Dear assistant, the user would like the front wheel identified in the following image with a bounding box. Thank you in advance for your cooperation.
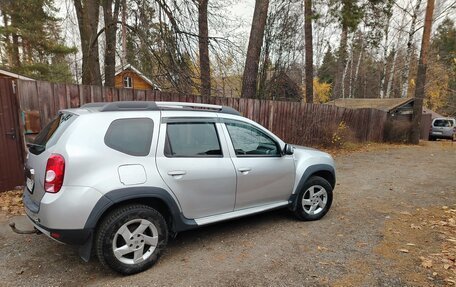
[95,204,168,275]
[293,176,333,221]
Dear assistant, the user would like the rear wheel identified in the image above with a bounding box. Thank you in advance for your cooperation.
[95,204,168,275]
[293,176,333,221]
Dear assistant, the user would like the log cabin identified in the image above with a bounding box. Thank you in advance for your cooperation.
[114,64,160,90]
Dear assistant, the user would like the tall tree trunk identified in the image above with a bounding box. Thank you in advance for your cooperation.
[380,20,390,99]
[352,39,364,98]
[386,47,398,98]
[386,14,407,98]
[304,0,313,103]
[121,0,126,65]
[9,12,20,67]
[102,0,120,87]
[257,35,271,99]
[11,33,20,67]
[348,48,354,99]
[401,0,422,98]
[342,36,354,99]
[241,0,270,98]
[198,0,211,96]
[332,23,348,99]
[74,0,102,85]
[410,0,434,144]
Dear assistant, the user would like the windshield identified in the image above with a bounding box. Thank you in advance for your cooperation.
[433,120,454,127]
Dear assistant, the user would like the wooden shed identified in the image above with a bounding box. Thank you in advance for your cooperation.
[114,64,160,90]
[326,98,416,119]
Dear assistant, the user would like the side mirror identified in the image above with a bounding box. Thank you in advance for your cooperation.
[283,144,294,155]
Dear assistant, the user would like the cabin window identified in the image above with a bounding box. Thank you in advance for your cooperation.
[123,76,132,88]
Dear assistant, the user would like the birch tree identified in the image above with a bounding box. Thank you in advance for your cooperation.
[400,0,422,98]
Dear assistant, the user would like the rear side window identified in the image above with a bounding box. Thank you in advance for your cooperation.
[433,120,454,127]
[164,123,222,157]
[104,118,153,156]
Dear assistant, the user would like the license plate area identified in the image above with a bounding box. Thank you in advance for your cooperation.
[26,168,35,193]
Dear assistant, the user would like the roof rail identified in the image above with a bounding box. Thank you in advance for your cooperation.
[80,101,241,116]
[155,102,240,115]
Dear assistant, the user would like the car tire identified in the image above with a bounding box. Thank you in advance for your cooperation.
[95,204,168,275]
[293,176,333,221]
[428,136,435,141]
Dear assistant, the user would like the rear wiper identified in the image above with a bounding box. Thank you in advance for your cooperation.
[26,143,45,149]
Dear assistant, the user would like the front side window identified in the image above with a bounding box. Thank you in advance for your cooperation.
[225,121,280,156]
[104,118,153,156]
[165,123,222,157]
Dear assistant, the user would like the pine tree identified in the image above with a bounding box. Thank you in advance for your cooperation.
[318,48,336,84]
[0,0,75,82]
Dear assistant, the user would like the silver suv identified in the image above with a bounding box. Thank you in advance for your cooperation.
[22,101,336,274]
[429,117,456,141]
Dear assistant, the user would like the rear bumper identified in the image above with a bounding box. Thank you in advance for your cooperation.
[26,214,93,245]
[429,132,454,139]
[23,185,104,230]
[430,130,454,138]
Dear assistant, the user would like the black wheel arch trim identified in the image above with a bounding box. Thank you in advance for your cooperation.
[84,186,198,233]
[78,187,197,262]
[290,164,336,211]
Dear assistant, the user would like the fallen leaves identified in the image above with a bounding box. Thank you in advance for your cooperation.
[378,206,456,285]
[0,189,24,215]
[410,223,422,230]
[317,245,328,252]
[418,206,456,284]
[420,257,433,268]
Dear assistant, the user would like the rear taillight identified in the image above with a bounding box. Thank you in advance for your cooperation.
[44,154,65,193]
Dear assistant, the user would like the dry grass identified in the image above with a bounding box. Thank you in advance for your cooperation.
[317,141,409,158]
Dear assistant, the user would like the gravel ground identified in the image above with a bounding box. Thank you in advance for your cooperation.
[0,141,455,287]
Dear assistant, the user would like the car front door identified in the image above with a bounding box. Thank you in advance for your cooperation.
[221,119,295,210]
[156,114,237,219]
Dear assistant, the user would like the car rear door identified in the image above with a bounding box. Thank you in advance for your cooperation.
[220,118,295,210]
[155,112,237,219]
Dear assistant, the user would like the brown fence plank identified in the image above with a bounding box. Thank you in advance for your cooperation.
[16,79,392,146]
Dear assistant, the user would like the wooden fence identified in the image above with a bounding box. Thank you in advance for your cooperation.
[17,79,388,146]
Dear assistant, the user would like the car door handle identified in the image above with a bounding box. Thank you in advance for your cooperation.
[238,167,251,174]
[168,170,187,176]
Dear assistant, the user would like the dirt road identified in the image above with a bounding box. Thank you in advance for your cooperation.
[0,141,455,286]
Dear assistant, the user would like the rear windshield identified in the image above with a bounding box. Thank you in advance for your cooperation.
[433,120,454,127]
[29,113,77,155]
